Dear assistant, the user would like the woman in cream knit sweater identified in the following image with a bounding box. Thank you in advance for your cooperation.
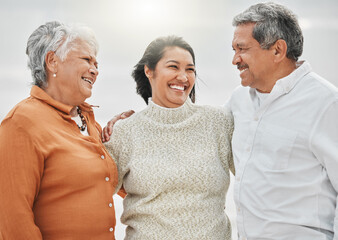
[105,36,234,240]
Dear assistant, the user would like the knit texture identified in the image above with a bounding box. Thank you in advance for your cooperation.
[105,99,234,240]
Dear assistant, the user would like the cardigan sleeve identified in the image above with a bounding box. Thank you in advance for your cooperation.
[0,116,44,239]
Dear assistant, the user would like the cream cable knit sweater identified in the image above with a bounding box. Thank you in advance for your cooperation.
[105,99,234,240]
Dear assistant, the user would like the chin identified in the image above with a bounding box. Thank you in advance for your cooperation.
[241,79,251,87]
[171,97,187,106]
[84,90,92,98]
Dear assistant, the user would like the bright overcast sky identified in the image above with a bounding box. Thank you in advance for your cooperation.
[1,0,337,122]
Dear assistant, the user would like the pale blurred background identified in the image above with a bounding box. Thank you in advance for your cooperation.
[1,0,337,239]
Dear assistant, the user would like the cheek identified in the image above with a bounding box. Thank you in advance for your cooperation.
[189,74,196,86]
[150,79,166,96]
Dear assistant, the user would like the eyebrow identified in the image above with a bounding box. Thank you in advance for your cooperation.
[165,60,194,66]
[234,43,246,47]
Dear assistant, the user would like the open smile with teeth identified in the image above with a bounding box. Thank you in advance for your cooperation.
[169,84,186,91]
[240,68,248,74]
[82,77,93,85]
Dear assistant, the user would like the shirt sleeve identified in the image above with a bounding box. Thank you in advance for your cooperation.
[0,117,43,239]
[117,186,127,198]
[310,100,338,238]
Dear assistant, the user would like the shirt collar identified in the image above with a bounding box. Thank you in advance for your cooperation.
[30,86,93,115]
[273,60,312,94]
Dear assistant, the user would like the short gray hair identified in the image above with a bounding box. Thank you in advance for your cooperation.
[232,2,303,61]
[26,21,99,87]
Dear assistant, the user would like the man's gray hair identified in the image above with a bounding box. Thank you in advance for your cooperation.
[26,21,99,87]
[232,2,303,61]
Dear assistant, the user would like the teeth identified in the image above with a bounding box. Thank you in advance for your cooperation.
[82,77,93,85]
[170,85,185,91]
[240,68,248,74]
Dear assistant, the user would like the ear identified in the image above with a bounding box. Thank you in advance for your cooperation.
[144,65,153,83]
[272,39,287,63]
[45,51,58,76]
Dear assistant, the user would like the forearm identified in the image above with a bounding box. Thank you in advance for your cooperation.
[0,214,42,239]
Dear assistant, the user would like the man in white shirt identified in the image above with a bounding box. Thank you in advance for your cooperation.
[229,2,338,239]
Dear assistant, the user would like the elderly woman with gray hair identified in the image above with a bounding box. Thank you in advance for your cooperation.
[0,21,120,239]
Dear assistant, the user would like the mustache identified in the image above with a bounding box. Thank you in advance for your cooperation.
[237,64,249,70]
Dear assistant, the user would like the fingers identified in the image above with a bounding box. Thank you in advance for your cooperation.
[101,126,110,142]
[101,110,135,143]
[120,110,135,119]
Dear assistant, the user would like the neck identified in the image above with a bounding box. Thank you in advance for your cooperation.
[257,60,297,93]
[43,77,83,107]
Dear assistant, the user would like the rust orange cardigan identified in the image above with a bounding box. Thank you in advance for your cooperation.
[0,86,121,240]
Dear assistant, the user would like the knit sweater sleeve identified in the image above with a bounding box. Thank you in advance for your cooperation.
[216,107,235,176]
[104,121,130,194]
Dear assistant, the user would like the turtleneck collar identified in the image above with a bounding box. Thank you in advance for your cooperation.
[143,98,196,124]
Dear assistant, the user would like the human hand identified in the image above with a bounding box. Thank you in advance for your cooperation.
[102,110,135,142]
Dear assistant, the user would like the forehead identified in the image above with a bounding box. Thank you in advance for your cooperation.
[232,23,257,45]
[161,46,193,62]
[70,40,96,56]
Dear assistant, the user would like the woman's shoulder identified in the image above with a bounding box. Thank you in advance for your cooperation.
[194,104,233,133]
[197,104,232,121]
[112,110,144,132]
[2,97,47,125]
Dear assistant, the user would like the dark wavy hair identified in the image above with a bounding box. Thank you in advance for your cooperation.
[132,35,196,104]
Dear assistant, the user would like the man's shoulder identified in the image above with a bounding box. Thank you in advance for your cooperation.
[301,72,338,100]
[230,85,250,98]
[227,85,251,108]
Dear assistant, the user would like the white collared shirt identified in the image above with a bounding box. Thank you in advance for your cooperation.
[227,61,338,240]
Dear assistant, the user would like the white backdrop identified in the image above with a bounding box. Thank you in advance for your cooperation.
[1,0,337,239]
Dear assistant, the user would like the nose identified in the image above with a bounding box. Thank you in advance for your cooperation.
[232,52,241,66]
[89,66,99,77]
[177,71,188,82]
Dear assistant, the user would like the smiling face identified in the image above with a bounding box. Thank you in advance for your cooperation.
[145,46,195,108]
[46,39,98,106]
[232,23,276,93]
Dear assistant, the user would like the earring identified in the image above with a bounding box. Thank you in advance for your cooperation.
[53,73,56,77]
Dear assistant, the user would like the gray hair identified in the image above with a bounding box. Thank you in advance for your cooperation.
[232,2,303,61]
[26,21,99,87]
